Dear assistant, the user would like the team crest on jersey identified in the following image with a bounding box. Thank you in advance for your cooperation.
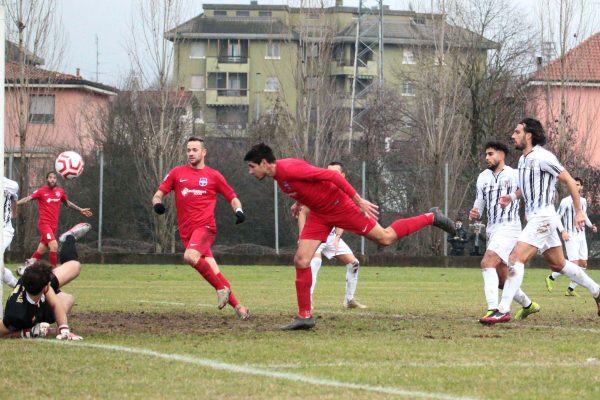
[55,191,61,197]
[199,178,208,187]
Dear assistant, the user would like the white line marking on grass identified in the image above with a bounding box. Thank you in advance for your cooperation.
[42,341,479,400]
[135,300,213,307]
[254,360,600,369]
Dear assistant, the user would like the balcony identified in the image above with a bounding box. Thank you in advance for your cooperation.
[205,88,249,106]
[207,56,250,73]
[330,59,378,76]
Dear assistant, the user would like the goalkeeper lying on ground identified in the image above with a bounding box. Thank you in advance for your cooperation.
[0,226,87,340]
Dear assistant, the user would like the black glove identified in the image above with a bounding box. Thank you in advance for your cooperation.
[235,210,245,224]
[153,203,166,215]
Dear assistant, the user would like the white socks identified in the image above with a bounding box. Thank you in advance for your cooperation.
[2,266,18,288]
[309,257,322,296]
[497,262,525,314]
[560,261,600,298]
[513,289,532,308]
[482,268,499,310]
[345,261,360,302]
[551,271,561,280]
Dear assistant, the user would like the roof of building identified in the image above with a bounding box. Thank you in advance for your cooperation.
[166,16,295,40]
[335,19,498,49]
[5,40,44,65]
[5,63,118,95]
[530,31,600,82]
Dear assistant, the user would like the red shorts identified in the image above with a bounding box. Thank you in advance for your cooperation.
[181,227,216,257]
[300,206,377,242]
[38,224,57,246]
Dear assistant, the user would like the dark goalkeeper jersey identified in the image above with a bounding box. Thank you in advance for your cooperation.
[2,279,58,332]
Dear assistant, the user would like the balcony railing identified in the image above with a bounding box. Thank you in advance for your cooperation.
[217,56,248,64]
[215,89,248,96]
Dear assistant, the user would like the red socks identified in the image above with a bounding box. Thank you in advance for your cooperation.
[390,213,434,239]
[217,273,239,308]
[295,267,312,318]
[192,258,225,290]
[49,251,57,268]
[31,251,42,260]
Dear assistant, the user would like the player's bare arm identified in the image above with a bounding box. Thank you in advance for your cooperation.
[152,190,167,215]
[558,171,585,230]
[16,195,32,205]
[46,287,82,340]
[469,208,481,220]
[65,200,93,217]
[352,193,379,220]
[230,197,245,224]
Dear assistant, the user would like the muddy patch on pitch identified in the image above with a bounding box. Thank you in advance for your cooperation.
[70,311,287,335]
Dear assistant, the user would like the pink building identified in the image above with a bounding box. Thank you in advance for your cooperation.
[526,32,600,167]
[4,61,117,179]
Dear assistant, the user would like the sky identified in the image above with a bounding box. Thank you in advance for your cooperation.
[56,0,600,88]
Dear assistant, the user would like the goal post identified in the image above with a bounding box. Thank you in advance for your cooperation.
[1,6,6,318]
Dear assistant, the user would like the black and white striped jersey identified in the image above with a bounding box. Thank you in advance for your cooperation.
[3,177,18,230]
[473,166,521,230]
[557,196,593,239]
[517,145,564,217]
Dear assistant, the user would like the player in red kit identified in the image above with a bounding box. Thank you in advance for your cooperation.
[152,137,249,319]
[17,171,93,269]
[244,143,457,330]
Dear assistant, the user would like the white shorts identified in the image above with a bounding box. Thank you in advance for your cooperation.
[486,224,521,264]
[317,235,353,260]
[3,228,14,252]
[564,238,588,261]
[519,214,562,253]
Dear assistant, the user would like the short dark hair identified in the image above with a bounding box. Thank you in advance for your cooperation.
[21,261,53,295]
[188,136,204,143]
[574,177,583,184]
[484,141,509,155]
[46,171,56,179]
[244,143,276,164]
[328,161,344,173]
[519,118,546,146]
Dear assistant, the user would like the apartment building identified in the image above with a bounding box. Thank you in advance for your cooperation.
[166,1,494,138]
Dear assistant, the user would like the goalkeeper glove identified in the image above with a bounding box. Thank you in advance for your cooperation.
[153,203,166,215]
[56,325,83,341]
[21,322,50,339]
[235,209,245,224]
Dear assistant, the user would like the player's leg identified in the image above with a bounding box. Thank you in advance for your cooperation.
[47,239,59,268]
[566,241,588,296]
[2,231,18,288]
[205,257,249,319]
[52,261,82,288]
[480,250,502,317]
[336,252,366,309]
[183,229,229,309]
[543,246,600,314]
[58,222,91,243]
[309,252,323,300]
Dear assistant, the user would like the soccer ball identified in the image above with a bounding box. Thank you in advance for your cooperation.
[55,151,84,180]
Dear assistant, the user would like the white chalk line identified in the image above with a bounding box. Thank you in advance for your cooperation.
[251,359,600,369]
[42,341,479,400]
[135,300,214,307]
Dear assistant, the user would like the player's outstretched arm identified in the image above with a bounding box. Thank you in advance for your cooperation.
[16,195,32,206]
[352,194,379,220]
[152,190,167,215]
[230,198,245,224]
[66,200,93,217]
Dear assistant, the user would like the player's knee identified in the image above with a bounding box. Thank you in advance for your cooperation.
[294,253,312,268]
[183,251,200,266]
[377,234,395,247]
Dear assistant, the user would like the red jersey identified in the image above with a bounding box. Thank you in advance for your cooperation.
[274,158,358,214]
[30,186,67,228]
[158,164,237,235]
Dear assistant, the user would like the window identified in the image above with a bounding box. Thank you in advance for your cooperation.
[266,42,280,59]
[190,75,205,91]
[29,95,55,123]
[190,42,205,58]
[214,10,227,16]
[259,11,272,17]
[403,49,415,64]
[265,77,280,92]
[236,10,249,16]
[402,80,414,96]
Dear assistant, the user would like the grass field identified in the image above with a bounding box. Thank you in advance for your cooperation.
[1,263,600,399]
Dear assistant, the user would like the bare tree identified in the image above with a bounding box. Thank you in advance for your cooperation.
[3,0,67,252]
[126,0,194,252]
